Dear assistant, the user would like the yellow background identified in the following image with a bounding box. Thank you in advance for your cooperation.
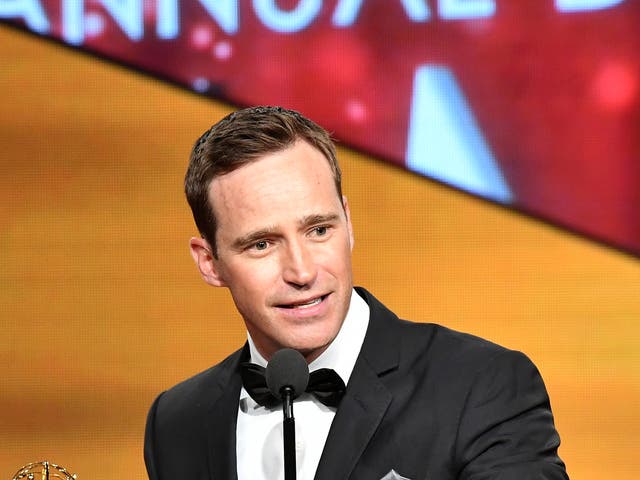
[1,27,639,479]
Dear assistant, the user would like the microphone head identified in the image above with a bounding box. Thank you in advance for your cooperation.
[266,348,310,400]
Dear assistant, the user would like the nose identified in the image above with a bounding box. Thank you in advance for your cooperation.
[282,239,317,288]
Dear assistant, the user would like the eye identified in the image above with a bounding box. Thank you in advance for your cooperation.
[313,226,328,236]
[253,240,269,251]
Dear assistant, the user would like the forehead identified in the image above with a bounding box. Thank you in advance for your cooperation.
[208,141,341,233]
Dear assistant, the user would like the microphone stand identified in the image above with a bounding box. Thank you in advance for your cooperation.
[281,386,296,480]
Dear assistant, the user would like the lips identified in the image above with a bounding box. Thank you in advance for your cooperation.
[278,294,327,309]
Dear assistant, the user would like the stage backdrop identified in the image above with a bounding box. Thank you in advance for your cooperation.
[1,26,639,479]
[2,0,640,256]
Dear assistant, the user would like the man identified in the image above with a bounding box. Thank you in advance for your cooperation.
[144,106,568,479]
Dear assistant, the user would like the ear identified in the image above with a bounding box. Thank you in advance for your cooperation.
[342,196,355,251]
[189,237,227,287]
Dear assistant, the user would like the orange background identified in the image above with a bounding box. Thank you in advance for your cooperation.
[1,27,639,479]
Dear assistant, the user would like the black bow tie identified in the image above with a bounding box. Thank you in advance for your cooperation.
[240,362,346,408]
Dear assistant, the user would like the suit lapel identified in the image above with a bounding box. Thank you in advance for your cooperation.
[205,345,249,480]
[314,357,393,480]
[314,288,400,480]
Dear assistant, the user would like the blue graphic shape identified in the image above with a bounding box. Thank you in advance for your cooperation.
[406,65,513,203]
[556,0,623,13]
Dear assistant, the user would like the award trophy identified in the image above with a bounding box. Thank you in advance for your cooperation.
[11,461,77,480]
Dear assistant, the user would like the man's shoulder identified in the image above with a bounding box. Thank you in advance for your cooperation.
[400,318,510,355]
[386,319,541,407]
[358,288,535,381]
[359,287,526,373]
[154,345,245,413]
[396,318,519,366]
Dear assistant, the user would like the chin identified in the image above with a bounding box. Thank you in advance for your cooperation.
[285,331,337,359]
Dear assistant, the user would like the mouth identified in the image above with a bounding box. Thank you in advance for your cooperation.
[277,294,328,309]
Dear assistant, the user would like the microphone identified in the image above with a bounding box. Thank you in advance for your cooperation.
[266,348,309,480]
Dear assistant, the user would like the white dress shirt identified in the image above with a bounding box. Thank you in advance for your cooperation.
[236,289,370,480]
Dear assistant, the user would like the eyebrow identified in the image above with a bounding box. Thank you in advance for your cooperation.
[230,213,341,251]
[231,227,277,251]
[298,213,340,229]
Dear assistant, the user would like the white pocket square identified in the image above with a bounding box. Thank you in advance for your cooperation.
[380,469,411,480]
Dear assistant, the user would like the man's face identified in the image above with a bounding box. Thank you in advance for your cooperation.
[190,140,354,362]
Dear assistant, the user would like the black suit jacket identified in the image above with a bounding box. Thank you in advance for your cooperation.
[144,288,568,479]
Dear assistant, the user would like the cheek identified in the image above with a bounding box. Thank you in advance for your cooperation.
[324,242,353,272]
[227,261,279,299]
[228,280,268,319]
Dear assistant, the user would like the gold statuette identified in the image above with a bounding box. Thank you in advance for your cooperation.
[11,461,77,480]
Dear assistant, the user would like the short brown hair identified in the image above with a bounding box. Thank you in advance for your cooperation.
[185,106,343,254]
